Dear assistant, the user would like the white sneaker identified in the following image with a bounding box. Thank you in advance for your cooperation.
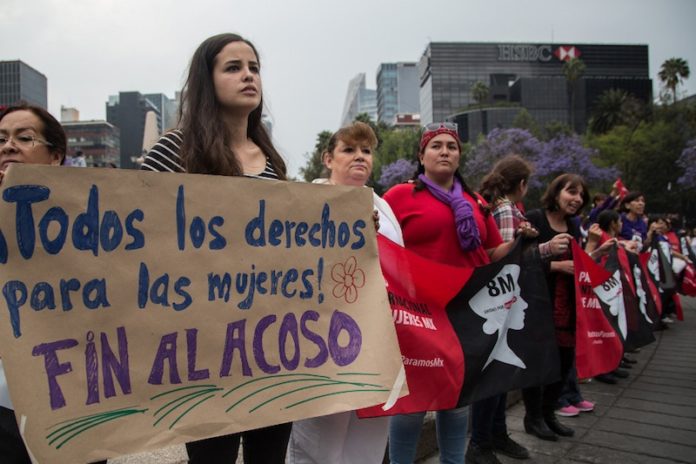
[663,316,675,323]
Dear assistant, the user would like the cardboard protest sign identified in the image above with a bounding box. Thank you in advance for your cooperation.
[0,165,403,463]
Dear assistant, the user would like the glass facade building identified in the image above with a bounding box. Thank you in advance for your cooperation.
[0,60,48,109]
[340,73,378,126]
[419,42,652,135]
[376,62,420,125]
[63,120,120,167]
[106,91,161,169]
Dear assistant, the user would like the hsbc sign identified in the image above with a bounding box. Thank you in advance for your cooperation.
[497,44,581,62]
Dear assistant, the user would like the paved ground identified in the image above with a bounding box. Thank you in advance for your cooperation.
[420,296,696,464]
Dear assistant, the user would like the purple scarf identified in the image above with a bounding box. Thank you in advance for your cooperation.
[418,174,481,252]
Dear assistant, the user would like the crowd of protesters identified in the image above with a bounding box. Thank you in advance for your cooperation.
[1,32,694,464]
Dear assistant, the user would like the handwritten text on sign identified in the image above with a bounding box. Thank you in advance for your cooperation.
[0,165,402,463]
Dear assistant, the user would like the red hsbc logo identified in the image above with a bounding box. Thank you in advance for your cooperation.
[555,46,581,62]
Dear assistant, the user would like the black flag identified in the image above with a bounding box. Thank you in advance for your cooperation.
[446,239,560,406]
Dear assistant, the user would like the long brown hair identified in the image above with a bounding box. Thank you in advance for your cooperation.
[479,154,532,203]
[178,33,286,179]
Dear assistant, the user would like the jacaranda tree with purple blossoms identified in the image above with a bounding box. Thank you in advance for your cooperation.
[677,139,696,190]
[378,158,417,191]
[464,128,619,207]
[464,128,544,184]
[531,134,618,189]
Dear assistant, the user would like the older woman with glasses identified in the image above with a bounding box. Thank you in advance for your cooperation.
[383,123,519,464]
[0,103,67,464]
[288,121,403,464]
[0,103,66,184]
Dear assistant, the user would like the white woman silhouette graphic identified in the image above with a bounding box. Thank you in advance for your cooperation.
[469,264,527,369]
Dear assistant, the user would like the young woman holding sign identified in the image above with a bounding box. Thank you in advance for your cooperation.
[0,103,67,464]
[141,33,290,464]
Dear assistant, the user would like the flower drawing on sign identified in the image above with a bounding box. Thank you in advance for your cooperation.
[331,256,365,303]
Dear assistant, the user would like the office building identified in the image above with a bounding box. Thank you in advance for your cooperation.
[106,91,161,169]
[418,42,652,138]
[0,60,47,109]
[63,120,120,167]
[340,73,377,126]
[143,93,179,133]
[376,62,420,125]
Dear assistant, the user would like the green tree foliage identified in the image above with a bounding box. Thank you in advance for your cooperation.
[562,58,586,131]
[299,130,332,182]
[471,81,490,107]
[372,127,421,194]
[589,103,696,214]
[659,58,690,104]
[511,108,541,138]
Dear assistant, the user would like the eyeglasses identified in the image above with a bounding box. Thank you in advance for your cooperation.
[424,122,458,132]
[0,134,53,149]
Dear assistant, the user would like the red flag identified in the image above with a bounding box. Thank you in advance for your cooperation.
[359,237,559,417]
[615,178,629,200]
[681,264,696,297]
[605,246,656,350]
[572,241,623,378]
[639,252,663,315]
[359,236,469,417]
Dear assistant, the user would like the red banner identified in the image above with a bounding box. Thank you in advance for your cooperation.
[572,241,623,378]
[360,237,559,417]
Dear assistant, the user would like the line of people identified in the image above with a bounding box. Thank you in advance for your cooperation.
[0,32,690,464]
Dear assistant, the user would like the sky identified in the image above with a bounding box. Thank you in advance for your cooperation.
[2,0,695,177]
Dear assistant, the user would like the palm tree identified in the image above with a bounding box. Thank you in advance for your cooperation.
[471,81,490,134]
[563,58,586,132]
[659,58,690,104]
[590,89,629,134]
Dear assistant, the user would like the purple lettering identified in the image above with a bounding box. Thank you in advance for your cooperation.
[186,328,210,381]
[328,310,362,366]
[148,332,181,385]
[32,338,79,410]
[253,315,280,374]
[220,320,251,377]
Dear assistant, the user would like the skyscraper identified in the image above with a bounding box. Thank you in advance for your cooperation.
[418,42,651,135]
[340,73,377,127]
[106,91,161,169]
[143,93,179,133]
[376,62,420,125]
[0,60,48,109]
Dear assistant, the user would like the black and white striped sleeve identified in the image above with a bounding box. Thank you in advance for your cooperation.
[141,130,186,173]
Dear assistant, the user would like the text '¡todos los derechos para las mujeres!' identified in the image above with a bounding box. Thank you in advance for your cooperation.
[2,184,369,339]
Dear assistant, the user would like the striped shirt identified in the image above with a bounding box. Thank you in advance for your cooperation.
[141,129,280,179]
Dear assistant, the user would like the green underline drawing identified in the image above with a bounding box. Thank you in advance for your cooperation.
[153,387,223,428]
[42,371,388,448]
[226,376,383,413]
[336,372,380,376]
[222,373,331,398]
[150,384,218,401]
[167,393,216,430]
[226,377,337,412]
[46,407,147,449]
[285,388,390,409]
[247,379,381,413]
